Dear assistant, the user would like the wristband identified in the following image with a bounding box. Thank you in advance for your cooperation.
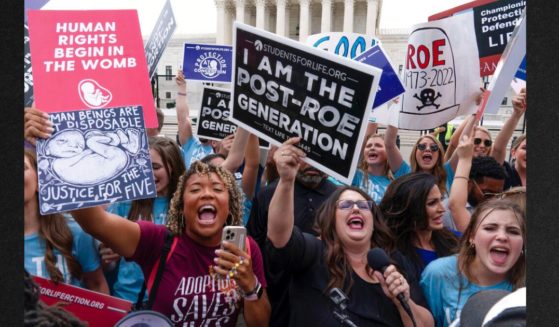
[454,176,469,181]
[177,92,187,96]
[240,277,263,301]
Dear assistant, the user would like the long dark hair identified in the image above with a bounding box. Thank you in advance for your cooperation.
[127,137,185,221]
[25,149,83,283]
[315,186,395,293]
[380,173,459,272]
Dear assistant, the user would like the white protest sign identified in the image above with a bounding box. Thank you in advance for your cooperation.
[481,10,526,115]
[230,23,382,184]
[306,32,381,59]
[396,13,481,130]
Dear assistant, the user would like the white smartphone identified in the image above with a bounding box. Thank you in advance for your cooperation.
[221,226,247,252]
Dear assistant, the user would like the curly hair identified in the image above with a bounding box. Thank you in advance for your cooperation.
[380,173,459,272]
[25,149,83,284]
[24,270,86,327]
[458,199,526,289]
[128,137,186,222]
[315,186,396,294]
[409,134,448,195]
[469,155,506,182]
[166,160,243,235]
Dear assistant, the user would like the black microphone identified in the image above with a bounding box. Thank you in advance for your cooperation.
[367,248,416,326]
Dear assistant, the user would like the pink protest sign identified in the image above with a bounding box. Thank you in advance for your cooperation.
[27,10,157,128]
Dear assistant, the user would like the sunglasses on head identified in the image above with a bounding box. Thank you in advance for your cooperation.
[417,143,439,152]
[474,138,492,147]
[336,200,374,211]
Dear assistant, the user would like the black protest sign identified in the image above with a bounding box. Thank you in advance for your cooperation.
[197,87,237,141]
[145,0,176,79]
[229,23,381,184]
[473,0,525,59]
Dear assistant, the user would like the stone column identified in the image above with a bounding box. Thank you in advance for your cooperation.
[321,0,332,33]
[366,0,378,36]
[255,0,267,29]
[299,0,311,42]
[236,0,246,23]
[276,0,288,36]
[215,0,227,44]
[343,0,354,33]
[224,3,234,44]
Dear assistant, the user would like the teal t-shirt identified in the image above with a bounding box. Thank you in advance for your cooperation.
[400,161,455,196]
[106,196,169,301]
[181,136,214,169]
[24,217,100,288]
[352,163,408,204]
[420,255,513,327]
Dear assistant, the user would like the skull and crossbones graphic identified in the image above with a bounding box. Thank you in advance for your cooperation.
[413,88,442,111]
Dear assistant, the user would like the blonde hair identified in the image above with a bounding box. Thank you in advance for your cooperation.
[359,133,393,182]
[474,126,492,140]
[165,161,243,235]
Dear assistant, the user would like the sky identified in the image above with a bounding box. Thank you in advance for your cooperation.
[39,0,472,36]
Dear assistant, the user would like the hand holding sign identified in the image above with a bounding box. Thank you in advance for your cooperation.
[511,87,526,114]
[25,106,53,145]
[273,137,306,184]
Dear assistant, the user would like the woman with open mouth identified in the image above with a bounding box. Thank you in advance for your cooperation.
[380,173,460,279]
[98,137,186,303]
[70,161,271,326]
[349,132,409,204]
[385,125,457,201]
[420,199,525,327]
[266,137,434,327]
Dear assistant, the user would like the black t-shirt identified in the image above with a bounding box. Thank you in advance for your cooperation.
[503,161,523,190]
[267,227,429,327]
[247,178,338,327]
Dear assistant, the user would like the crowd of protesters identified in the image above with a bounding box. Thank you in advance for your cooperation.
[24,59,526,326]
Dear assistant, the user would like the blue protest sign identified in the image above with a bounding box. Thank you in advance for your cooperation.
[354,45,405,109]
[145,0,176,79]
[36,106,157,215]
[183,43,233,82]
[24,0,50,22]
[515,56,526,81]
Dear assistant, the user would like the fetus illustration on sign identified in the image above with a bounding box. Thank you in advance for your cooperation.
[40,128,140,185]
[78,79,113,109]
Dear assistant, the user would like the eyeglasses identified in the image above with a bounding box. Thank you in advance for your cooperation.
[336,200,374,211]
[474,138,492,147]
[417,143,439,152]
[472,180,501,199]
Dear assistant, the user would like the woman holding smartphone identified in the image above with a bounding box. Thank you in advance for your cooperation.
[71,161,270,326]
[24,108,270,326]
